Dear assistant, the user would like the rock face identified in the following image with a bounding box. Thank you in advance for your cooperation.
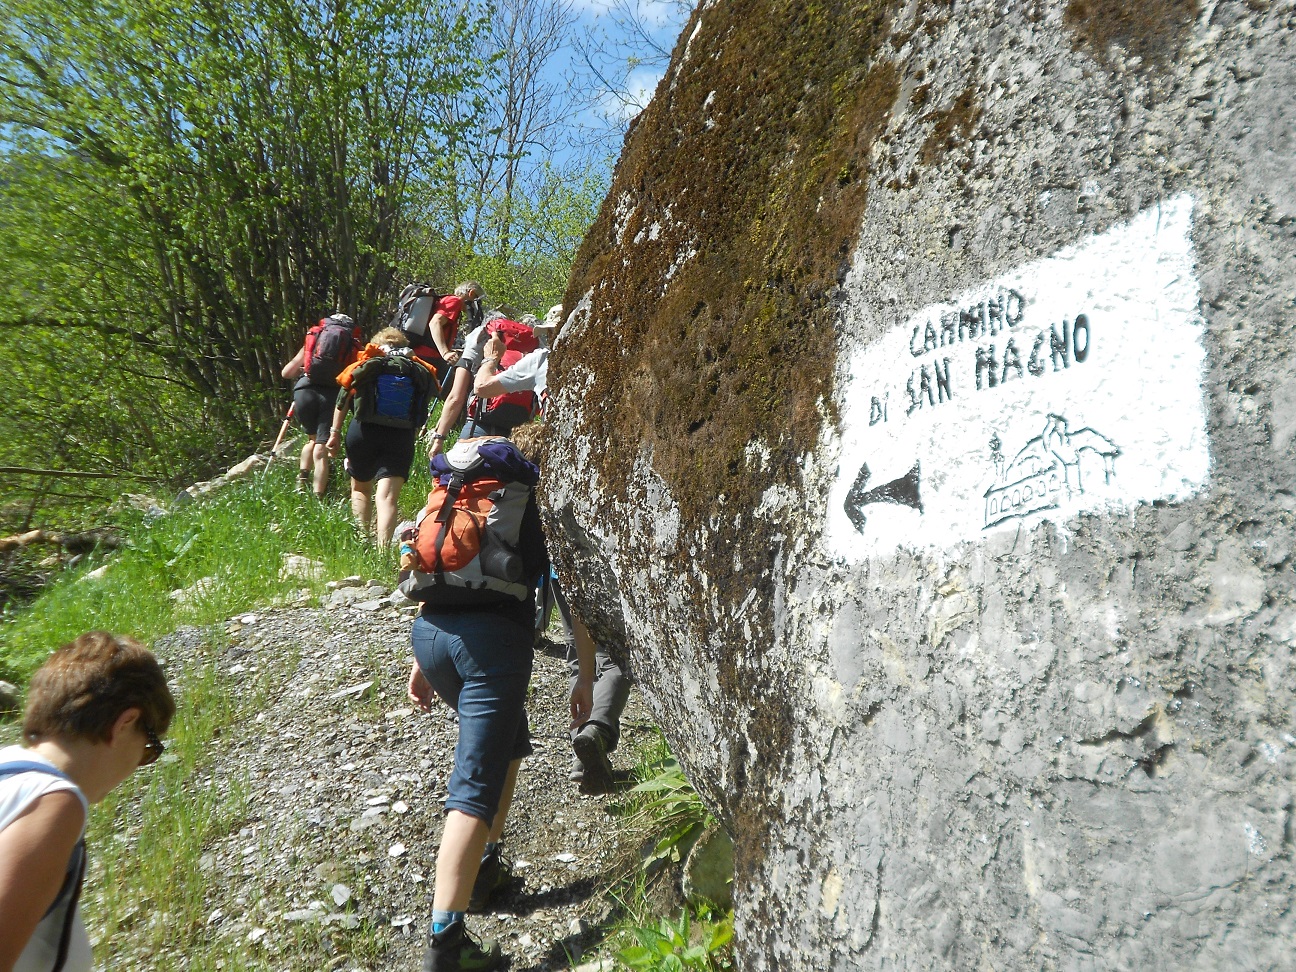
[544,0,1296,967]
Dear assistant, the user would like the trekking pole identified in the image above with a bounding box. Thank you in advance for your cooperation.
[262,402,296,477]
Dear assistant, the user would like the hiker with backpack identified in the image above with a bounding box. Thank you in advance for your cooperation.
[425,309,545,455]
[475,308,631,794]
[0,631,175,972]
[399,429,595,971]
[389,281,486,390]
[280,313,362,497]
[326,327,438,547]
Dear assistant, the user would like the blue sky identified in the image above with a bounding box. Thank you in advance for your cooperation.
[562,0,695,142]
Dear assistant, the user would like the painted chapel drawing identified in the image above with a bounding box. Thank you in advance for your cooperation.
[983,414,1120,528]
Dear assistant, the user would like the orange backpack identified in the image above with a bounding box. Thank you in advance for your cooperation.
[398,437,540,605]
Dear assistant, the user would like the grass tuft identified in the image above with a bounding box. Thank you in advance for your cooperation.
[601,733,735,971]
[0,451,435,685]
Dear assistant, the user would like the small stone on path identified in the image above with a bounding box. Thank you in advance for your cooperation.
[329,680,375,700]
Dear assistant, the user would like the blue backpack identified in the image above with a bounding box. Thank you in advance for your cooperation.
[352,349,434,429]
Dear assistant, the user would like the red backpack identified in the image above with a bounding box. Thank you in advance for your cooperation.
[468,319,540,429]
[304,315,361,384]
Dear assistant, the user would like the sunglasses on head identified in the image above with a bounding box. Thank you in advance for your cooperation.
[139,723,165,767]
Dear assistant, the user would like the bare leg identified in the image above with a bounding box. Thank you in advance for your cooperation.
[298,440,313,477]
[432,810,491,912]
[487,759,522,844]
[374,476,406,547]
[350,479,374,538]
[311,442,330,497]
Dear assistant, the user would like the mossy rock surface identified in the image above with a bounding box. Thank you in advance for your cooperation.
[544,1,1295,968]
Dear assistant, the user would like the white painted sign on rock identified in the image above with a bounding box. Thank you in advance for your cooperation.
[827,193,1211,559]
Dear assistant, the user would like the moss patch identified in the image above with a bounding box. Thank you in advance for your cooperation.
[552,0,906,856]
[558,0,901,524]
[919,83,983,167]
[1063,0,1200,67]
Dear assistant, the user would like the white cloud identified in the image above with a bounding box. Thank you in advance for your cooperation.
[593,67,664,122]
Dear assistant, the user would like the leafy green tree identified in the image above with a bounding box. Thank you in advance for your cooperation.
[0,0,618,541]
[0,0,485,437]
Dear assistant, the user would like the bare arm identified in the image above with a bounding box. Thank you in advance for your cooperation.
[472,333,507,397]
[281,345,305,380]
[473,363,508,399]
[429,368,472,455]
[475,341,546,400]
[0,791,85,972]
[325,395,351,458]
[430,312,460,364]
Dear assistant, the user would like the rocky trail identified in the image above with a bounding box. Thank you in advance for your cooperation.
[114,582,659,971]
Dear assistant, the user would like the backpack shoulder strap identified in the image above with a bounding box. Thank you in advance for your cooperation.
[0,760,74,782]
[50,839,85,972]
[431,471,466,573]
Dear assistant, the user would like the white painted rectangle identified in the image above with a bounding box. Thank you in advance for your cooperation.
[826,193,1211,560]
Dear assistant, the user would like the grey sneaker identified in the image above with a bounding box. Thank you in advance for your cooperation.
[421,919,505,972]
[468,847,512,912]
[572,724,614,795]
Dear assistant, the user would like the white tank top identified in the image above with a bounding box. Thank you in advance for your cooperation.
[0,745,92,972]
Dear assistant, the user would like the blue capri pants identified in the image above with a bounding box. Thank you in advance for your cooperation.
[411,610,534,825]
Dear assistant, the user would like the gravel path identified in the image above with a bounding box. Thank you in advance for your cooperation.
[126,588,655,971]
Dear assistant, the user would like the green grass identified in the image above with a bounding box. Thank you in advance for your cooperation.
[0,438,439,685]
[84,644,257,961]
[599,735,735,972]
[617,907,735,972]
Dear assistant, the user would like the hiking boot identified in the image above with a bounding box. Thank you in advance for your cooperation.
[421,919,505,972]
[568,754,585,784]
[572,724,614,795]
[468,847,512,912]
[295,470,310,493]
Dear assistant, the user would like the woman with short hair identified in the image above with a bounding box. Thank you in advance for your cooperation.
[0,631,175,972]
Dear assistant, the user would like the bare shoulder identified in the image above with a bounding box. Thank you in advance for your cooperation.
[2,788,85,849]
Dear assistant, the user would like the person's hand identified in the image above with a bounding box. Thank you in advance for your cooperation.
[483,333,505,363]
[569,675,593,730]
[408,661,437,712]
[326,430,341,458]
[427,431,445,456]
[444,349,461,365]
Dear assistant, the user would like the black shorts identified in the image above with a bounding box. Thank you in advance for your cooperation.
[344,421,416,482]
[293,384,334,443]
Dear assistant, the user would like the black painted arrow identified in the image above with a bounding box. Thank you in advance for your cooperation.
[844,461,923,533]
